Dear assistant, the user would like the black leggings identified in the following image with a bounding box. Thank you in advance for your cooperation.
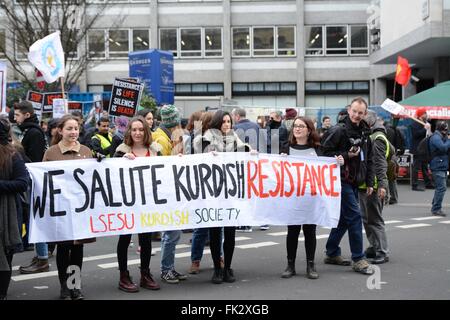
[209,227,235,270]
[56,243,83,285]
[117,233,152,272]
[286,225,317,262]
[0,252,13,298]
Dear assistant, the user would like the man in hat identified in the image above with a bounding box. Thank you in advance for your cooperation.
[152,104,189,284]
[410,107,434,191]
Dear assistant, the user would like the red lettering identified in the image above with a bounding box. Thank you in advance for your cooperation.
[107,213,117,231]
[269,161,281,197]
[321,165,331,196]
[122,90,136,98]
[117,106,135,115]
[292,163,304,196]
[310,165,323,196]
[329,164,340,197]
[283,161,295,197]
[90,215,107,233]
[258,159,269,198]
[247,161,259,198]
[301,165,316,196]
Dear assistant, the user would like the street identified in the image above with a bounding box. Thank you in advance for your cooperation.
[7,183,450,300]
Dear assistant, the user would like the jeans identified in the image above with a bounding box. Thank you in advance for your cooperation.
[325,183,365,262]
[36,242,48,260]
[431,170,447,213]
[160,230,181,273]
[191,228,209,262]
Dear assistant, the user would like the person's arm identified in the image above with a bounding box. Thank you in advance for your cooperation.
[320,126,349,161]
[372,138,388,190]
[430,134,450,153]
[24,130,46,162]
[0,154,30,193]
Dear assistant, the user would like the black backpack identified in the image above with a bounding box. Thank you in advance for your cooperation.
[416,136,432,162]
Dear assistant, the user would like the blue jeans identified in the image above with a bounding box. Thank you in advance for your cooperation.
[325,183,365,262]
[160,230,181,273]
[191,228,209,262]
[36,242,48,259]
[431,170,447,213]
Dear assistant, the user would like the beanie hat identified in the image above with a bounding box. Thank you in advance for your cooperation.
[416,107,427,118]
[285,108,297,120]
[160,104,180,128]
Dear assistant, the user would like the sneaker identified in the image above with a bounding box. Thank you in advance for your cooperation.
[324,255,351,266]
[260,225,270,231]
[189,261,200,274]
[364,247,376,259]
[161,270,179,284]
[432,210,447,217]
[223,268,235,283]
[211,268,223,284]
[70,289,85,300]
[60,285,71,300]
[352,259,375,275]
[172,269,188,281]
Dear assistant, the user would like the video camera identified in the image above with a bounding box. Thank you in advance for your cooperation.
[349,138,362,152]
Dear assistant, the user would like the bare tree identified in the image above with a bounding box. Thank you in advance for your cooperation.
[0,0,116,91]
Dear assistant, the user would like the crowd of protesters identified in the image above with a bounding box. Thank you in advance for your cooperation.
[1,96,445,300]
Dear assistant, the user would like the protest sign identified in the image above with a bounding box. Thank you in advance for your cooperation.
[26,90,45,118]
[108,78,144,117]
[68,101,82,113]
[27,153,341,243]
[52,98,68,118]
[43,92,66,113]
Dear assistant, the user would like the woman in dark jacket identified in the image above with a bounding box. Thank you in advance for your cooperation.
[0,116,30,300]
[202,110,250,284]
[280,116,343,280]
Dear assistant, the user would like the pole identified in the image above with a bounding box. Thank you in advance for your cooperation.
[392,81,397,102]
[60,77,66,100]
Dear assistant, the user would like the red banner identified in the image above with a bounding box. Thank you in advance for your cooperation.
[395,106,450,120]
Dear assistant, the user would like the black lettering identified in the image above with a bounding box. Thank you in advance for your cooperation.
[120,168,136,206]
[152,164,167,204]
[172,165,191,201]
[194,209,202,224]
[106,168,121,207]
[225,163,237,197]
[198,164,214,199]
[222,164,228,199]
[90,170,109,209]
[211,164,224,197]
[133,165,150,205]
[186,165,200,200]
[33,172,48,219]
[237,161,245,198]
[74,169,89,213]
[49,170,66,216]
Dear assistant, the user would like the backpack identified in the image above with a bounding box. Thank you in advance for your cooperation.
[416,136,432,162]
[371,132,398,182]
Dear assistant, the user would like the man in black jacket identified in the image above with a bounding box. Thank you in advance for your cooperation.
[14,101,50,274]
[410,107,434,191]
[321,97,375,275]
[385,118,405,204]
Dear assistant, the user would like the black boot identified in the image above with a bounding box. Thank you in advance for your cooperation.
[281,259,296,278]
[211,268,223,284]
[306,261,319,279]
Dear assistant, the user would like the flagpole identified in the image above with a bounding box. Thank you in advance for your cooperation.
[60,77,65,100]
[392,81,396,102]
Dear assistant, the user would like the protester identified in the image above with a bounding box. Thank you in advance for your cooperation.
[410,107,434,191]
[202,110,251,284]
[266,110,288,154]
[280,116,344,280]
[429,121,450,217]
[14,101,50,275]
[42,114,94,300]
[0,116,30,300]
[282,108,298,133]
[321,97,375,275]
[113,116,161,292]
[137,109,155,132]
[318,116,332,138]
[359,110,391,264]
[152,105,188,284]
[90,117,114,159]
[384,118,405,204]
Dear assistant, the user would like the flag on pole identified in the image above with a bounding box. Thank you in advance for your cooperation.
[395,56,411,86]
[28,31,65,83]
[381,98,405,115]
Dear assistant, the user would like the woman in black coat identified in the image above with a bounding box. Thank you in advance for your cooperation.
[0,116,30,300]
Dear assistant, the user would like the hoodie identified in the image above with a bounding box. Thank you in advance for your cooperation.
[18,114,46,162]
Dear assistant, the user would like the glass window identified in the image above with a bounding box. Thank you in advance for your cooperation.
[133,29,150,51]
[160,29,178,57]
[277,27,295,56]
[232,27,250,57]
[108,29,129,58]
[88,30,105,58]
[249,83,264,92]
[207,83,223,92]
[176,84,191,93]
[280,82,296,91]
[350,25,368,55]
[322,82,337,90]
[353,81,369,90]
[253,27,274,56]
[305,82,321,91]
[337,82,353,90]
[326,26,347,55]
[305,26,323,55]
[232,83,248,92]
[180,28,201,57]
[205,28,222,57]
[0,30,5,58]
[66,31,79,59]
[192,84,208,92]
[264,83,279,91]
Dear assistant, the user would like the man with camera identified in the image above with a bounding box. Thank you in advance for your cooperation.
[321,97,375,275]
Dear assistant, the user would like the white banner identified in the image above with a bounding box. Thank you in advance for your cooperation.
[27,153,342,243]
[52,98,68,118]
[381,98,405,115]
[0,61,6,115]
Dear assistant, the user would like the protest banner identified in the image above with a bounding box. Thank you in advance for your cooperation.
[43,92,66,113]
[381,98,425,125]
[52,98,68,118]
[0,61,6,115]
[108,78,144,117]
[26,153,341,243]
[26,90,45,118]
[68,101,82,113]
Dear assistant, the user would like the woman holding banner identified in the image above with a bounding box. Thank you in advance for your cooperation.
[0,116,30,300]
[41,114,94,300]
[202,110,251,284]
[280,117,344,280]
[113,116,161,293]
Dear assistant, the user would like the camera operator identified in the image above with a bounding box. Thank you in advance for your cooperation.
[320,97,375,275]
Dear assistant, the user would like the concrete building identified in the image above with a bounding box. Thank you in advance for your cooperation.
[1,0,449,118]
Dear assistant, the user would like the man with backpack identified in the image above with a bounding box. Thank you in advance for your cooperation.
[359,111,392,264]
[410,108,434,191]
[428,121,450,217]
[385,118,405,204]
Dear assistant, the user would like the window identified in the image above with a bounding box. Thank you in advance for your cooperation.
[253,27,274,56]
[15,33,28,60]
[277,27,295,56]
[326,26,347,55]
[108,29,129,58]
[305,81,369,93]
[0,30,5,58]
[88,30,106,58]
[305,26,323,55]
[232,27,250,56]
[350,25,368,55]
[175,83,224,96]
[160,29,178,57]
[180,28,201,57]
[305,82,321,91]
[205,28,222,57]
[133,29,150,51]
[353,81,369,90]
[232,82,296,95]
